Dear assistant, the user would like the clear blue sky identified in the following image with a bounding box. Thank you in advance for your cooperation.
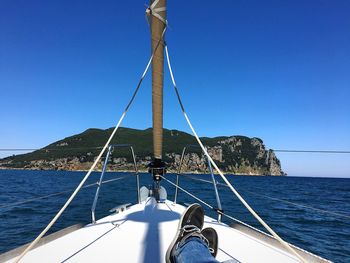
[1,0,349,177]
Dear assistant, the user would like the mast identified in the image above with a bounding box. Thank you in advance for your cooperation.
[147,0,167,196]
[150,0,166,161]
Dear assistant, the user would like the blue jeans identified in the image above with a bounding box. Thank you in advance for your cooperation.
[173,237,220,263]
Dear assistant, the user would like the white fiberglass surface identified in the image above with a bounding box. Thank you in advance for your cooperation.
[6,198,300,263]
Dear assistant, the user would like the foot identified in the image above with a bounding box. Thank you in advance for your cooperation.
[201,227,218,257]
[179,203,204,230]
[165,203,204,263]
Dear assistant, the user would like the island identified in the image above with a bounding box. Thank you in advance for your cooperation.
[0,127,285,175]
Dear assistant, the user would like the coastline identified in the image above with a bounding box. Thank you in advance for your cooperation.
[0,167,283,176]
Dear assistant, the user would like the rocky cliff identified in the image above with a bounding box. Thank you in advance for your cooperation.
[0,127,284,175]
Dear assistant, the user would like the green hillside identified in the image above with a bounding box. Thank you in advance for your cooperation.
[0,127,284,175]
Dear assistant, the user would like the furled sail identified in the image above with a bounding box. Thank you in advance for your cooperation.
[149,0,167,160]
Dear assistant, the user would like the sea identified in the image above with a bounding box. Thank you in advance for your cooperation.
[0,170,349,262]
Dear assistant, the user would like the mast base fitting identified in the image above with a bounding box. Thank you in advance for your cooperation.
[148,158,166,181]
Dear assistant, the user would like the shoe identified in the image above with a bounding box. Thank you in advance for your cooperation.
[178,203,204,229]
[201,227,218,257]
[165,203,204,263]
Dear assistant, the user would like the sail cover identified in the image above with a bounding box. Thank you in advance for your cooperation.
[150,0,167,160]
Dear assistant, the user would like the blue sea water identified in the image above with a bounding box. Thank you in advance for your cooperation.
[0,170,349,262]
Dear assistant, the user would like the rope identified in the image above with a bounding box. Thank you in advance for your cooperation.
[0,175,130,210]
[15,29,166,262]
[146,0,167,25]
[164,45,307,263]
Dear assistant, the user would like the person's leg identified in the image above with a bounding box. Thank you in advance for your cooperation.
[166,204,205,263]
[166,204,219,263]
[173,237,220,263]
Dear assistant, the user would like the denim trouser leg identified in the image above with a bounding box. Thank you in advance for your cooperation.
[173,237,220,263]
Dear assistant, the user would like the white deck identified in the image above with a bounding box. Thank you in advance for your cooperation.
[4,198,323,263]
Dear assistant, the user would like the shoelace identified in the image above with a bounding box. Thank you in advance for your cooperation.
[177,225,211,251]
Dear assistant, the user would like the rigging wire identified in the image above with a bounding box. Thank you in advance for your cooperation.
[0,147,104,151]
[180,174,350,220]
[160,175,288,244]
[14,28,167,263]
[274,150,350,154]
[0,175,130,210]
[165,44,307,263]
[2,148,350,154]
[166,173,349,261]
